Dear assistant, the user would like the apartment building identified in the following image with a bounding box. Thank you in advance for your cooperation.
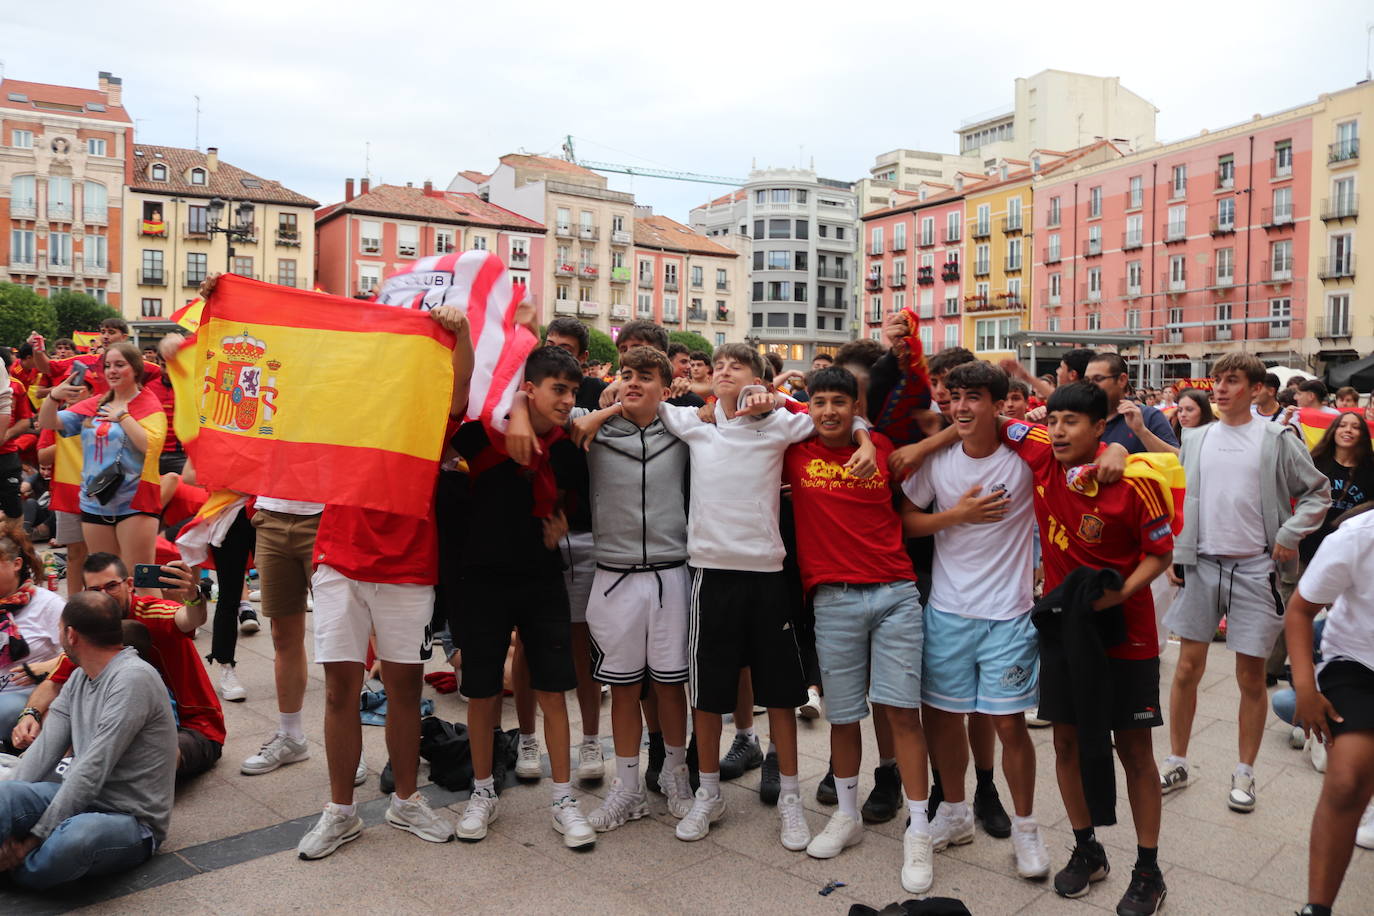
[450,154,634,333]
[856,150,983,216]
[627,211,747,347]
[314,178,545,302]
[0,71,131,309]
[124,145,317,321]
[690,168,857,368]
[861,186,969,354]
[1031,107,1319,382]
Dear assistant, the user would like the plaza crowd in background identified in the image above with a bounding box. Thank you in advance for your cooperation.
[0,258,1372,916]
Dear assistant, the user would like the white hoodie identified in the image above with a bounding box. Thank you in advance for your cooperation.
[658,399,867,572]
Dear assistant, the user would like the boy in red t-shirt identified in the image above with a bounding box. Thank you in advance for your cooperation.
[781,367,934,894]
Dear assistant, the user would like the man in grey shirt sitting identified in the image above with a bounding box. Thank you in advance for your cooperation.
[0,590,176,889]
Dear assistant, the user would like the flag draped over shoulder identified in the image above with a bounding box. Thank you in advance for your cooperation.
[63,387,167,513]
[167,275,456,517]
[376,250,536,431]
[1124,452,1186,536]
[1295,407,1374,450]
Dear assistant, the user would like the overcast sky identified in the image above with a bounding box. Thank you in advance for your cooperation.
[4,0,1371,224]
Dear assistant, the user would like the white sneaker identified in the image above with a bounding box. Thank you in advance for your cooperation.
[806,810,863,859]
[1307,735,1328,773]
[1011,821,1050,879]
[457,788,499,841]
[799,687,822,720]
[1228,772,1257,812]
[587,777,648,832]
[248,588,263,602]
[929,802,975,851]
[297,804,363,860]
[576,738,605,782]
[241,733,309,775]
[1159,760,1190,795]
[658,762,694,819]
[1356,802,1374,850]
[219,664,246,702]
[902,830,935,894]
[552,795,596,848]
[355,755,366,787]
[778,792,811,851]
[675,787,726,841]
[515,737,543,780]
[1025,712,1052,728]
[386,792,454,843]
[1289,725,1307,749]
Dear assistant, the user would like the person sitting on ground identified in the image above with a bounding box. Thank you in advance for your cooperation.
[0,520,64,748]
[0,589,175,890]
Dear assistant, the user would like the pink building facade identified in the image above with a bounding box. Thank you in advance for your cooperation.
[861,191,967,354]
[1031,109,1315,380]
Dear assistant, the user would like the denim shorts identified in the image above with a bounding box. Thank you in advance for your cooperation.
[921,606,1039,715]
[812,580,923,725]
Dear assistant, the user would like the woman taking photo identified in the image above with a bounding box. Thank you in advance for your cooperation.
[38,342,166,577]
[0,519,65,749]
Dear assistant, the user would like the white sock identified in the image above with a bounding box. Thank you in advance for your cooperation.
[767,741,777,756]
[1164,754,1187,770]
[939,800,970,820]
[582,733,599,745]
[664,743,686,770]
[519,733,538,747]
[737,726,755,741]
[836,774,860,819]
[616,755,641,789]
[390,791,418,809]
[1012,813,1038,832]
[1234,762,1254,780]
[473,775,495,796]
[879,757,897,769]
[907,799,930,836]
[279,710,304,741]
[328,801,355,817]
[780,772,800,798]
[552,780,573,804]
[699,771,721,798]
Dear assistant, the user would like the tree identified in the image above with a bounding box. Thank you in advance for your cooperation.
[588,327,618,370]
[668,330,713,358]
[49,290,119,340]
[0,284,58,347]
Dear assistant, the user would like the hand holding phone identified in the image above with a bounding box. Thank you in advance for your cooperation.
[132,564,165,590]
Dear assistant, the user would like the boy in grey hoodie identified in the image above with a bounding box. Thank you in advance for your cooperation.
[1159,352,1328,814]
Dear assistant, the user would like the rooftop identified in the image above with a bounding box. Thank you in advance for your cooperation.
[633,214,738,257]
[316,183,543,231]
[129,145,317,206]
[0,76,131,124]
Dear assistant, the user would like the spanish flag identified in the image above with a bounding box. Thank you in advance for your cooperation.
[58,387,168,513]
[1295,407,1374,451]
[1125,452,1186,535]
[71,331,101,352]
[167,275,456,518]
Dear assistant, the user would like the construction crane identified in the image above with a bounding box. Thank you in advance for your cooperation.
[562,136,745,186]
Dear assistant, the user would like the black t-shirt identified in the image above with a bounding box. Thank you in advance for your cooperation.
[667,391,706,409]
[1301,455,1374,564]
[575,376,608,412]
[453,422,579,575]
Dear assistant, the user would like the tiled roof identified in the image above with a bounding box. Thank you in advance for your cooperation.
[456,170,490,184]
[499,153,600,179]
[315,184,544,232]
[633,214,738,257]
[0,78,131,124]
[862,187,964,220]
[698,189,747,209]
[128,145,317,206]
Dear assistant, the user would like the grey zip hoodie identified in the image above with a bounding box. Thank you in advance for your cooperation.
[1174,419,1330,574]
[587,413,690,567]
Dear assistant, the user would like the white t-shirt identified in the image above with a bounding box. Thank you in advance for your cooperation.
[902,442,1034,620]
[0,587,64,694]
[1197,419,1267,557]
[254,498,324,515]
[1298,508,1374,673]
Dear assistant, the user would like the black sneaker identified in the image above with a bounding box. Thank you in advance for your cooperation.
[238,604,260,634]
[816,763,837,805]
[719,733,763,780]
[759,751,780,806]
[1054,840,1111,898]
[644,732,665,795]
[861,762,901,823]
[1116,867,1166,915]
[973,781,1012,838]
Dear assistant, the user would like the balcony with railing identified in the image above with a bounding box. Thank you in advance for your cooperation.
[1321,196,1359,221]
[182,221,210,240]
[1122,231,1144,251]
[1262,259,1294,284]
[140,219,168,238]
[610,229,631,246]
[554,262,577,278]
[1329,140,1360,164]
[1160,271,1187,294]
[1162,222,1187,243]
[553,298,578,316]
[1122,192,1144,212]
[1205,321,1234,342]
[1001,215,1023,234]
[1082,238,1102,258]
[971,222,992,239]
[1272,158,1293,180]
[890,236,908,252]
[1046,211,1062,228]
[182,270,206,288]
[82,207,108,226]
[1261,207,1294,229]
[864,275,883,291]
[1319,256,1356,281]
[1158,324,1185,345]
[45,256,74,276]
[1316,313,1352,338]
[889,273,907,288]
[716,304,730,321]
[82,260,108,278]
[816,267,847,280]
[609,303,631,320]
[916,266,935,285]
[1004,255,1022,272]
[554,222,574,237]
[1118,278,1144,299]
[10,199,36,219]
[637,273,655,288]
[687,308,708,322]
[716,280,731,291]
[140,270,167,287]
[663,278,679,291]
[509,251,530,268]
[1043,246,1062,264]
[941,262,960,282]
[271,275,300,288]
[973,260,991,277]
[1078,282,1103,304]
[943,226,961,244]
[1253,314,1299,340]
[609,266,630,284]
[7,253,36,273]
[578,301,600,317]
[917,301,934,320]
[964,294,989,311]
[998,293,1024,310]
[579,225,599,241]
[1206,266,1235,291]
[1040,287,1061,307]
[917,233,937,249]
[48,203,73,222]
[1209,216,1236,236]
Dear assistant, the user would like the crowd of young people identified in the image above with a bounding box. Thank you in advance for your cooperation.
[4,296,1374,915]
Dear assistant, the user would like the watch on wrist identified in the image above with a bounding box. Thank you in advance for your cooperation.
[20,707,42,724]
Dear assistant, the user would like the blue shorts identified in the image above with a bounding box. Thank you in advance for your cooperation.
[921,606,1039,715]
[812,580,923,725]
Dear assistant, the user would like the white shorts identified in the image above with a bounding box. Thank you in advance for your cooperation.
[562,529,596,625]
[586,564,690,685]
[311,565,435,665]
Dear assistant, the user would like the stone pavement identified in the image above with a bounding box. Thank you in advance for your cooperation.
[4,604,1371,915]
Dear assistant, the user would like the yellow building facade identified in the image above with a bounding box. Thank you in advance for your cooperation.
[962,171,1032,358]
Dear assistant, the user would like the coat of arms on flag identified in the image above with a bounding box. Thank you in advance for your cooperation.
[207,332,280,433]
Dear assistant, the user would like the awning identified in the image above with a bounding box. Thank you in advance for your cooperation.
[1327,351,1374,391]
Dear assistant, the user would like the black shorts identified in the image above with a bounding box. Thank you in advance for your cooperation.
[1319,659,1374,738]
[0,453,21,520]
[81,510,159,526]
[689,568,807,714]
[1039,654,1162,731]
[177,727,223,778]
[158,450,188,475]
[455,571,575,699]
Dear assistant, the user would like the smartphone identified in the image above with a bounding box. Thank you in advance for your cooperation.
[132,564,165,590]
[67,361,89,388]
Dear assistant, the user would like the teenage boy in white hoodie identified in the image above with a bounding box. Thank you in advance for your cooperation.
[657,343,876,850]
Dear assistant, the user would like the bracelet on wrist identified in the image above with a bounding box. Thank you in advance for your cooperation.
[20,707,42,724]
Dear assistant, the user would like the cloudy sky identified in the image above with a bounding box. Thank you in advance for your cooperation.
[4,0,1371,223]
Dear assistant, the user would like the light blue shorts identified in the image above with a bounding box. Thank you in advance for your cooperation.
[812,580,923,725]
[921,606,1039,715]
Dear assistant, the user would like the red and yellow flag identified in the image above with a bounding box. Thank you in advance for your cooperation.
[60,387,168,513]
[167,275,456,517]
[1295,407,1374,451]
[71,331,101,352]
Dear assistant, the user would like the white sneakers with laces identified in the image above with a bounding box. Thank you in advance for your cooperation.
[515,736,543,780]
[929,802,975,851]
[675,787,726,841]
[1228,772,1257,812]
[587,777,648,832]
[457,788,500,841]
[386,792,454,843]
[241,733,309,775]
[552,795,596,848]
[657,763,694,819]
[218,664,245,702]
[576,738,605,782]
[778,793,811,850]
[798,687,822,720]
[1011,821,1050,879]
[297,803,363,860]
[902,830,935,893]
[806,810,863,859]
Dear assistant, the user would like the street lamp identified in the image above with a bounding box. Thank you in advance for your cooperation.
[206,197,257,274]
